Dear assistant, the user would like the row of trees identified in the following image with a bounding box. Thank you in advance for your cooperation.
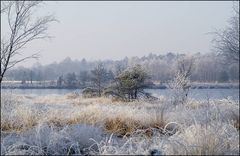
[5,52,239,83]
[82,64,150,101]
[83,55,196,102]
[55,63,114,89]
[1,1,239,86]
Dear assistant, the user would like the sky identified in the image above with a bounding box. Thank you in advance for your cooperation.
[1,1,236,67]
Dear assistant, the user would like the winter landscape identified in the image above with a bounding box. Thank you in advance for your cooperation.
[1,1,239,155]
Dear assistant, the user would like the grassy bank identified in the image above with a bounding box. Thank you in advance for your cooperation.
[1,91,239,155]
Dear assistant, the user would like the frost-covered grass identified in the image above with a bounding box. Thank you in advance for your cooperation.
[1,91,239,155]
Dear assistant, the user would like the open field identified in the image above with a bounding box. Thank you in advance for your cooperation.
[1,91,239,155]
[1,81,239,89]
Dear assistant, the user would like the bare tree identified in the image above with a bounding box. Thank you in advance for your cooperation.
[79,70,89,87]
[0,1,56,84]
[115,63,126,76]
[169,56,195,105]
[91,62,108,96]
[1,1,10,13]
[211,2,239,64]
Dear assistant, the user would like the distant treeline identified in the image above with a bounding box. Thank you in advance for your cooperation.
[5,52,239,84]
[1,81,239,89]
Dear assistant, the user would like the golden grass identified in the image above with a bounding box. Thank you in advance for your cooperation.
[1,95,167,135]
[1,118,37,133]
[103,116,168,137]
[1,93,239,136]
[104,117,141,137]
[1,93,239,155]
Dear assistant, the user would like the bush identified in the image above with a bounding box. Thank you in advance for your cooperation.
[105,65,150,101]
[82,87,99,98]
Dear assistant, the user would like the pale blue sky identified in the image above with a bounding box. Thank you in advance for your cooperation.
[1,1,237,67]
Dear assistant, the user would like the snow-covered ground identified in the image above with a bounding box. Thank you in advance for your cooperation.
[1,92,239,155]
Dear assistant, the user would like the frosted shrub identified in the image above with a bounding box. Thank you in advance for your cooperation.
[164,122,239,155]
[1,92,27,131]
[168,72,191,105]
[1,123,105,155]
[94,132,165,155]
[1,91,21,113]
[168,56,194,106]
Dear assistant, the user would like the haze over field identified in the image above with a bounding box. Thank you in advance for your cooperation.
[0,1,235,67]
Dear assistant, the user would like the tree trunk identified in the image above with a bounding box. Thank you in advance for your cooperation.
[0,77,2,85]
[134,89,137,99]
[98,82,101,97]
[0,81,2,107]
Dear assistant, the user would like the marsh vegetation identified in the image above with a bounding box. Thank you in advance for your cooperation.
[1,1,239,155]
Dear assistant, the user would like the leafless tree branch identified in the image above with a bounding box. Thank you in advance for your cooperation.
[0,1,57,84]
[211,2,239,64]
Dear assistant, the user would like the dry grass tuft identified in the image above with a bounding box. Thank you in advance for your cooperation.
[103,117,168,137]
[104,117,141,137]
[1,122,36,133]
